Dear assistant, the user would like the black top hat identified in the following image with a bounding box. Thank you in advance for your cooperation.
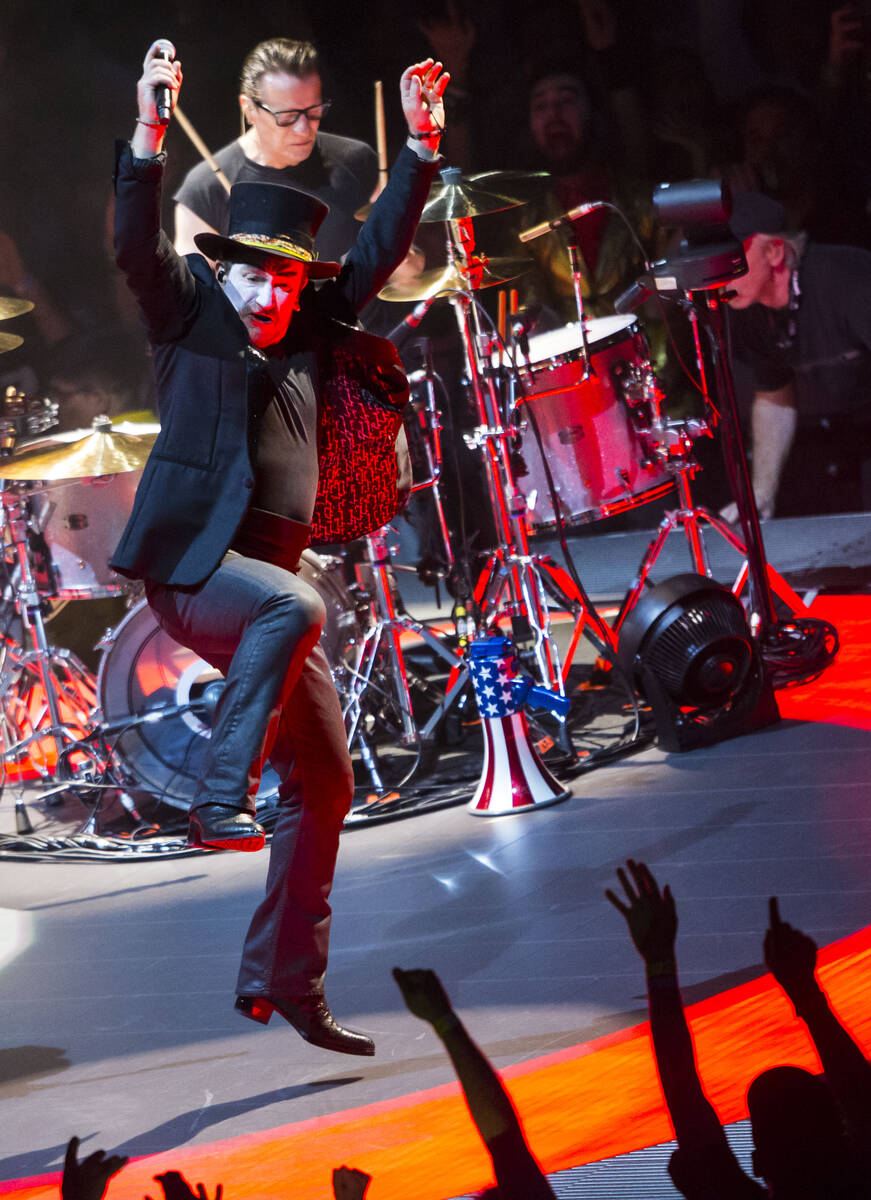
[194,181,340,279]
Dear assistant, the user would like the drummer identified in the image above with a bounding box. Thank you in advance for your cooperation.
[111,40,446,1056]
[173,36,378,261]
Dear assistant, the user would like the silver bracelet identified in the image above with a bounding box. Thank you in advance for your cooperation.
[136,117,164,127]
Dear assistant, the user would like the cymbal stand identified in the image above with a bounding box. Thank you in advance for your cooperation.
[342,526,469,796]
[446,221,614,697]
[407,338,455,577]
[1,489,99,830]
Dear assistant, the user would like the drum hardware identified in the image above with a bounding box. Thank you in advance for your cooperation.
[342,528,470,797]
[406,339,456,583]
[2,387,59,456]
[0,487,101,830]
[442,217,615,715]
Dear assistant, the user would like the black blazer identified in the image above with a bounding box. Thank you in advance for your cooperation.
[110,141,438,586]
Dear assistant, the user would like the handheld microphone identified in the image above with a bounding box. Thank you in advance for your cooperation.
[155,48,173,126]
[518,200,607,244]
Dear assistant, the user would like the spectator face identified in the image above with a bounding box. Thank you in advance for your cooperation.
[727,235,786,309]
[240,71,324,167]
[528,74,591,168]
[220,259,308,348]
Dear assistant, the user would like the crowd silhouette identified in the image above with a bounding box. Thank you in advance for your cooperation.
[58,859,871,1198]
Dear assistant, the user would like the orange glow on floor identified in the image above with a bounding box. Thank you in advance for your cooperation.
[3,595,870,1199]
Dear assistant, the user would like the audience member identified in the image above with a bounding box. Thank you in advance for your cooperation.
[606,858,871,1198]
[332,1165,372,1200]
[723,190,871,520]
[173,37,378,260]
[393,966,557,1200]
[60,1137,127,1200]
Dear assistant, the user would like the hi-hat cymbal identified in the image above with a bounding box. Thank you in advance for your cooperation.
[2,423,157,479]
[378,256,531,302]
[0,296,34,321]
[0,331,24,354]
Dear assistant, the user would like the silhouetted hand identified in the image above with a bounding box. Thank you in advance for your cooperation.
[606,859,678,965]
[62,1136,128,1200]
[332,1165,372,1200]
[764,896,819,1003]
[146,1171,223,1200]
[393,966,453,1023]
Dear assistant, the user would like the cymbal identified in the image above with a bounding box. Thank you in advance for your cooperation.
[1,423,157,479]
[0,331,23,355]
[378,256,531,302]
[468,170,551,197]
[419,179,533,223]
[0,296,34,321]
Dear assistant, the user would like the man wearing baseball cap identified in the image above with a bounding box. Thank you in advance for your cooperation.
[724,190,871,521]
[111,40,448,1056]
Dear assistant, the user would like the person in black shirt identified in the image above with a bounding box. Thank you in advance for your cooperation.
[724,191,871,520]
[114,39,447,1057]
[173,37,378,263]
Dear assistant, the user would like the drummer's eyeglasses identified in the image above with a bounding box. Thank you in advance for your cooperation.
[252,99,332,127]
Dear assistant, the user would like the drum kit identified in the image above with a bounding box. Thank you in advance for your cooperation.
[0,166,809,843]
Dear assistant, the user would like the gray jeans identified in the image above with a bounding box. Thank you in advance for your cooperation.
[146,550,354,998]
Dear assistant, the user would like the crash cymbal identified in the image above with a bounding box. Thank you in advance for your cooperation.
[0,331,23,354]
[378,256,531,302]
[1,421,157,479]
[419,179,533,223]
[0,296,34,321]
[468,170,551,198]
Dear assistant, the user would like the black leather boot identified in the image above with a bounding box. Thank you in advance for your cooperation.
[188,804,266,852]
[235,994,375,1055]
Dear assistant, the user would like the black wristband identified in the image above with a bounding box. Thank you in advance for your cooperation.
[408,128,442,140]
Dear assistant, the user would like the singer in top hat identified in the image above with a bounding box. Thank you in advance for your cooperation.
[111,40,447,1055]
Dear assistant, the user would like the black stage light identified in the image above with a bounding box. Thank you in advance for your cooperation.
[617,574,780,752]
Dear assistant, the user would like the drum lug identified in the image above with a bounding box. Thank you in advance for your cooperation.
[95,625,118,653]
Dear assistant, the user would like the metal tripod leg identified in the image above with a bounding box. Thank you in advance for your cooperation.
[614,474,809,636]
[343,530,468,795]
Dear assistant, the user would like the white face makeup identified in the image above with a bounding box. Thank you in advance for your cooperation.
[220,259,308,348]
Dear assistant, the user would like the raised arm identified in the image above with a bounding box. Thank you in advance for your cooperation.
[330,61,447,314]
[115,40,197,344]
[606,860,726,1150]
[764,896,871,1141]
[392,967,555,1200]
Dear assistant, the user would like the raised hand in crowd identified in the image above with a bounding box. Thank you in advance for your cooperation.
[764,897,871,1143]
[61,1136,128,1200]
[607,860,764,1198]
[332,1165,372,1200]
[145,1170,223,1200]
[393,967,556,1200]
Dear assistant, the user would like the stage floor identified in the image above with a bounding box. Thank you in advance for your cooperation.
[1,592,871,1198]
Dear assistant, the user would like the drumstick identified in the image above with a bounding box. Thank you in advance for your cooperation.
[374,80,389,199]
[174,104,232,194]
[497,289,506,366]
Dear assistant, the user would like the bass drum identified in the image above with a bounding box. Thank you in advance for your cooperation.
[97,550,360,811]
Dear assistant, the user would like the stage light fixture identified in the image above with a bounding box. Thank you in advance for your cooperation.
[617,574,780,752]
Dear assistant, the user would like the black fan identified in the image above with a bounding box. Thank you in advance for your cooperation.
[618,574,779,752]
